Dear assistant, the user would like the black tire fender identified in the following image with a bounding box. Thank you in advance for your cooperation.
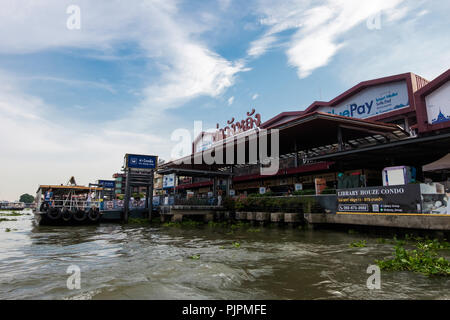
[73,209,87,222]
[47,207,61,220]
[61,208,72,221]
[88,208,100,222]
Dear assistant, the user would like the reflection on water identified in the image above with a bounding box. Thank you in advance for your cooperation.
[0,210,449,300]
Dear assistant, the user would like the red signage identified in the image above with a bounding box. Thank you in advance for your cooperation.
[215,109,262,141]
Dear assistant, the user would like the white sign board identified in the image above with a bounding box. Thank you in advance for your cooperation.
[229,189,235,196]
[425,81,450,125]
[259,187,266,195]
[295,183,303,191]
[318,81,409,119]
[163,174,175,189]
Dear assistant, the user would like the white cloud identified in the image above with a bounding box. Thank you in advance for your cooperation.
[251,0,405,78]
[0,72,171,200]
[228,96,235,105]
[0,0,248,110]
[0,0,250,199]
[252,93,259,100]
[248,35,277,58]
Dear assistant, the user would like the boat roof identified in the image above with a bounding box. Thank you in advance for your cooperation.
[37,185,104,193]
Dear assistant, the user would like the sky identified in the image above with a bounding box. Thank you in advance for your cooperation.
[0,0,449,200]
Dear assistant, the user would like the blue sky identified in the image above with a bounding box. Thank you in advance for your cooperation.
[0,0,449,200]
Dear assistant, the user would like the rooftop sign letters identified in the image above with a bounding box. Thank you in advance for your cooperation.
[215,109,262,141]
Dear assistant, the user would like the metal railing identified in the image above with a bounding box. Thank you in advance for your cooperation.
[40,199,102,210]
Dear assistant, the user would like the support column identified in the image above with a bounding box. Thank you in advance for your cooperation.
[149,170,154,221]
[337,125,344,151]
[213,176,217,197]
[294,141,299,167]
[123,168,131,223]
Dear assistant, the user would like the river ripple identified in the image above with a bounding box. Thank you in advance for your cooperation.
[0,210,449,300]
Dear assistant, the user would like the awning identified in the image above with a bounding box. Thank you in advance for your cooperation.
[423,153,450,172]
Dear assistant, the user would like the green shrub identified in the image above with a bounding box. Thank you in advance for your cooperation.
[293,189,315,196]
[231,196,319,213]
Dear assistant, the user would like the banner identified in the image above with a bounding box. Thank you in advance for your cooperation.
[319,81,409,119]
[337,185,422,214]
[163,174,175,189]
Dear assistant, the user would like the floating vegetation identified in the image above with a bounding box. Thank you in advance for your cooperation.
[181,220,203,227]
[376,238,387,244]
[128,218,150,225]
[376,240,450,276]
[0,218,17,222]
[348,229,358,235]
[349,240,367,248]
[247,228,261,233]
[0,212,23,217]
[162,221,181,228]
[190,254,201,260]
[5,228,11,232]
[163,219,204,228]
[230,221,250,230]
[232,242,241,248]
[208,221,229,228]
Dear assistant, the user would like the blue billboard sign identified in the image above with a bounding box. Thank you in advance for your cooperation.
[98,180,116,189]
[126,154,157,169]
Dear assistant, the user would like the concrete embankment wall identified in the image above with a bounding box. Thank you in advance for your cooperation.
[304,213,450,231]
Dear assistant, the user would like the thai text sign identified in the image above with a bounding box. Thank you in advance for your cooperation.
[337,185,422,214]
[125,154,157,170]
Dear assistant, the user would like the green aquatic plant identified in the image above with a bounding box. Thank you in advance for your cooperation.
[349,240,367,248]
[0,212,22,217]
[376,238,387,244]
[230,221,249,230]
[181,220,203,227]
[207,221,228,228]
[232,242,241,248]
[5,228,11,232]
[376,241,450,276]
[128,218,150,225]
[348,229,358,235]
[247,228,261,233]
[162,221,181,227]
[190,254,201,260]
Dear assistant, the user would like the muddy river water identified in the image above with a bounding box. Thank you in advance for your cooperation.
[0,210,449,300]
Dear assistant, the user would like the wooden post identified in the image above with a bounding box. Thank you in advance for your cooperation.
[123,168,131,223]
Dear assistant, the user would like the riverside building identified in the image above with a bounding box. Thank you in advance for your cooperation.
[159,69,450,201]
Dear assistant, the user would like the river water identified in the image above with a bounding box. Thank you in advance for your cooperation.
[0,209,449,300]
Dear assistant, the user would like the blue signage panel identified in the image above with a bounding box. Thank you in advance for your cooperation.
[126,154,157,169]
[98,180,116,189]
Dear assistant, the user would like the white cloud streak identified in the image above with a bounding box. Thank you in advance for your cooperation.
[250,0,405,78]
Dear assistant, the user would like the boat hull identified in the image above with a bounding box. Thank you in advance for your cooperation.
[33,210,101,226]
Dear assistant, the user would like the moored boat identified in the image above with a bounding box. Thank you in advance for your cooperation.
[33,184,103,226]
[0,201,25,211]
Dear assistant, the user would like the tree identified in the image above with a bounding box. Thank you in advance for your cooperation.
[19,193,35,204]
